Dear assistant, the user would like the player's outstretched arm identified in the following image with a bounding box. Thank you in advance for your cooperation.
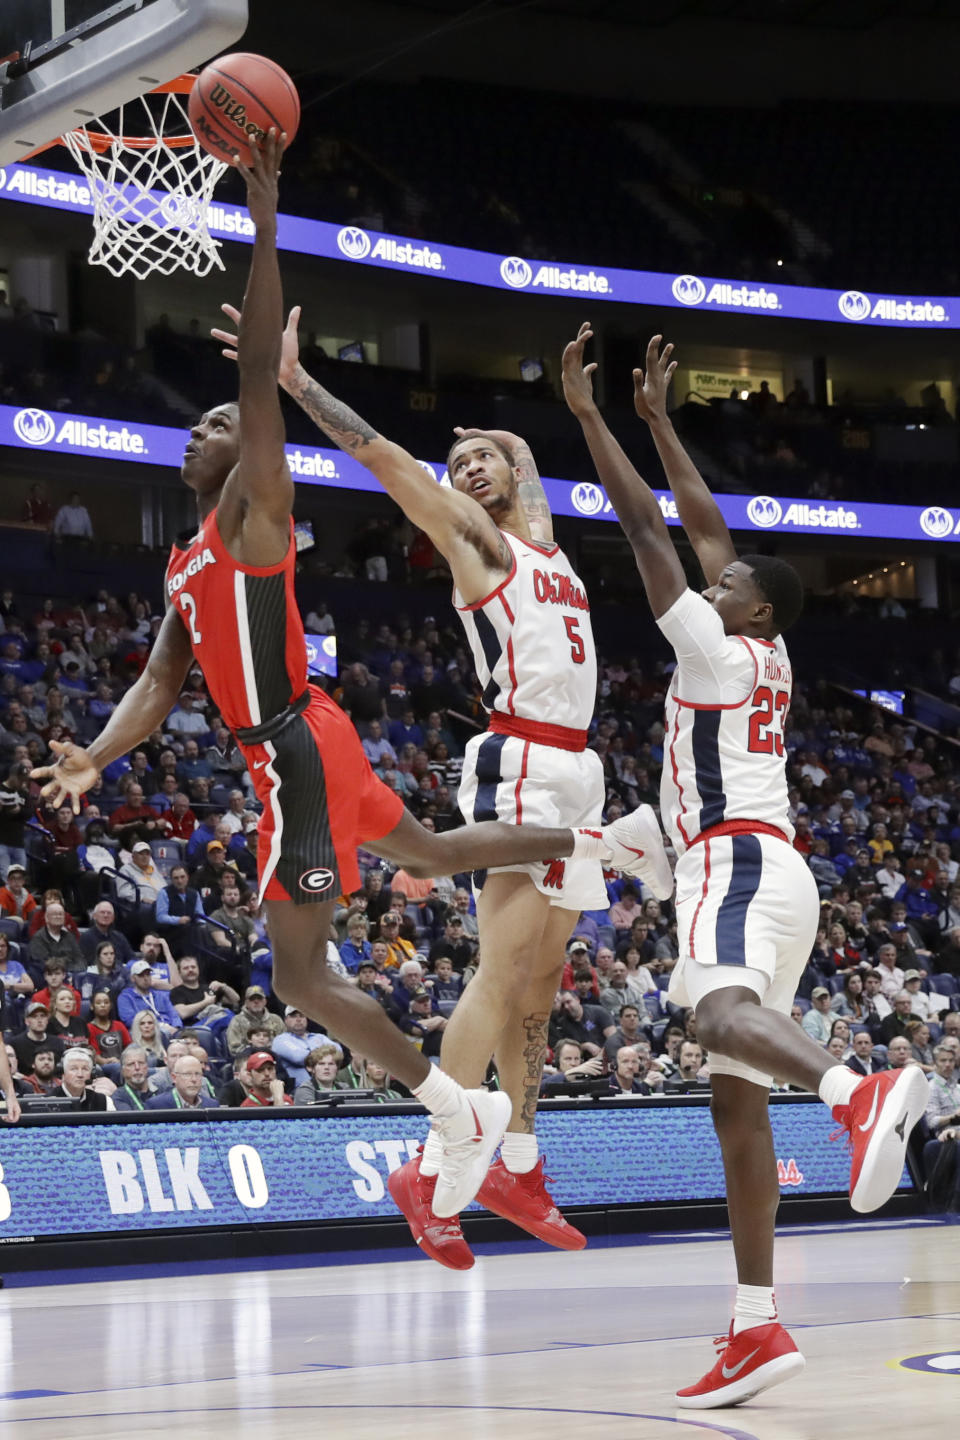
[212,306,507,592]
[30,606,193,812]
[231,129,294,538]
[453,425,553,543]
[633,335,737,587]
[561,324,685,619]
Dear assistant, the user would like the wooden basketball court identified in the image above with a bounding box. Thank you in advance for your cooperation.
[0,1219,955,1437]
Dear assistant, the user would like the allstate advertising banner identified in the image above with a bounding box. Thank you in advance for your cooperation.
[2,402,959,544]
[0,1100,908,1242]
[0,160,956,329]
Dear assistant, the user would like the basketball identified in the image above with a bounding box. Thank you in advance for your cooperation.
[188,53,300,167]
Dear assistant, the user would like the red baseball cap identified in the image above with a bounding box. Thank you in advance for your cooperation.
[246,1051,276,1072]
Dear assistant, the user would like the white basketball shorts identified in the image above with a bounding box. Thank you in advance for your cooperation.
[669,830,819,1088]
[458,730,608,912]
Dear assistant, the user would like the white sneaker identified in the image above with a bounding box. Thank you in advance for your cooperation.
[601,804,674,900]
[432,1089,511,1218]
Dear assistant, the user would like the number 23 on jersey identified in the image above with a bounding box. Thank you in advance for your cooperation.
[748,684,788,756]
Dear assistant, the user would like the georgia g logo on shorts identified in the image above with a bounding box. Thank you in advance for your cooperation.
[299,867,335,894]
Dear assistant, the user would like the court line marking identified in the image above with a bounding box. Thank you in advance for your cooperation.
[0,1311,950,1405]
[0,1400,762,1439]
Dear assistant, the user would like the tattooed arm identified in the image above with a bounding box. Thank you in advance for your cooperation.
[213,302,510,594]
[453,426,553,543]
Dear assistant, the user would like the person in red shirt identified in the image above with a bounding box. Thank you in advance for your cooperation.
[86,988,132,1061]
[33,959,82,1015]
[0,863,37,923]
[27,890,81,939]
[239,1051,292,1107]
[159,792,197,842]
[109,782,162,847]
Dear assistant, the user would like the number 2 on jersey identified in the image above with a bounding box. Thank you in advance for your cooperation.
[748,685,788,755]
[179,590,202,644]
[564,616,586,665]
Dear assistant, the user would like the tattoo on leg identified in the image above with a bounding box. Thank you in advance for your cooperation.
[520,1011,549,1133]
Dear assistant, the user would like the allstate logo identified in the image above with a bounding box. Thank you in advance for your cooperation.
[305,642,318,664]
[337,226,371,260]
[13,407,56,445]
[299,866,335,894]
[920,505,954,539]
[838,290,871,321]
[500,255,532,289]
[418,460,437,481]
[672,273,706,306]
[747,494,782,528]
[571,482,605,516]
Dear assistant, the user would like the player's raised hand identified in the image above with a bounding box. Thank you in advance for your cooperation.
[561,322,599,418]
[212,302,302,388]
[633,335,677,426]
[237,126,284,228]
[452,425,529,459]
[30,739,99,815]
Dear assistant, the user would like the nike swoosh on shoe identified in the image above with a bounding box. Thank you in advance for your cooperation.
[857,1087,881,1133]
[720,1348,761,1380]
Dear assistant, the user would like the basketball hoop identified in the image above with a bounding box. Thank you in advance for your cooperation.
[59,76,228,280]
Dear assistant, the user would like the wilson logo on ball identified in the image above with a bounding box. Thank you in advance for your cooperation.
[208,83,269,148]
[299,867,335,894]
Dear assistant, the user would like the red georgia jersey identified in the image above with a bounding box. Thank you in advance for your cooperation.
[165,510,307,733]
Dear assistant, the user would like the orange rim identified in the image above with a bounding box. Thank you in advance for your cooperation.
[26,74,200,157]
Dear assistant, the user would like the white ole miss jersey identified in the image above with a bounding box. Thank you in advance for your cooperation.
[658,588,794,855]
[453,531,596,732]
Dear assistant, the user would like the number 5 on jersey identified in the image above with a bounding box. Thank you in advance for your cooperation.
[179,590,202,644]
[564,616,585,665]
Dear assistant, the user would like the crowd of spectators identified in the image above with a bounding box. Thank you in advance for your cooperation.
[0,577,956,1203]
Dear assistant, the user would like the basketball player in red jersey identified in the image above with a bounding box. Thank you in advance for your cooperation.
[30,134,628,1224]
[211,303,671,1267]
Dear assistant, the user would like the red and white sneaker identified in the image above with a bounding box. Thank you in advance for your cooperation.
[831,1067,929,1213]
[475,1157,586,1250]
[676,1322,804,1409]
[387,1154,474,1271]
[601,805,674,901]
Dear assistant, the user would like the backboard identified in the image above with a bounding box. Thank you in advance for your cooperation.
[0,0,248,166]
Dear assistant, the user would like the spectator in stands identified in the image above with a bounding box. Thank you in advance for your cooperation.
[109,1044,156,1110]
[906,1019,936,1074]
[117,840,165,910]
[862,968,892,1023]
[226,985,282,1055]
[830,970,869,1024]
[294,1043,343,1103]
[800,986,834,1044]
[875,942,905,1001]
[339,914,372,975]
[166,692,209,741]
[608,1046,651,1095]
[272,1006,327,1088]
[52,491,93,540]
[0,860,35,922]
[664,1041,709,1092]
[602,1003,650,1063]
[146,1053,219,1110]
[117,958,181,1038]
[86,987,131,1064]
[79,901,133,968]
[879,991,921,1046]
[155,863,207,956]
[429,954,464,1006]
[848,1029,885,1076]
[169,954,238,1037]
[129,1010,168,1069]
[159,792,197,842]
[21,483,53,529]
[902,968,946,1023]
[541,1039,603,1091]
[925,1045,960,1135]
[376,910,415,969]
[28,904,83,977]
[400,987,447,1057]
[18,1042,59,1093]
[0,931,32,1004]
[191,840,235,915]
[47,984,86,1041]
[609,881,643,933]
[887,1035,919,1071]
[549,989,616,1058]
[110,783,162,848]
[600,959,647,1014]
[56,1047,114,1110]
[240,1051,292,1107]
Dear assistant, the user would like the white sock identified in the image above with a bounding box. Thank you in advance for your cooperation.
[412,1064,464,1121]
[500,1132,539,1174]
[571,827,611,862]
[732,1284,777,1335]
[419,1127,443,1178]
[818,1064,859,1112]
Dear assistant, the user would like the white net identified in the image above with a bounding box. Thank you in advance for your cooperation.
[62,84,229,280]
